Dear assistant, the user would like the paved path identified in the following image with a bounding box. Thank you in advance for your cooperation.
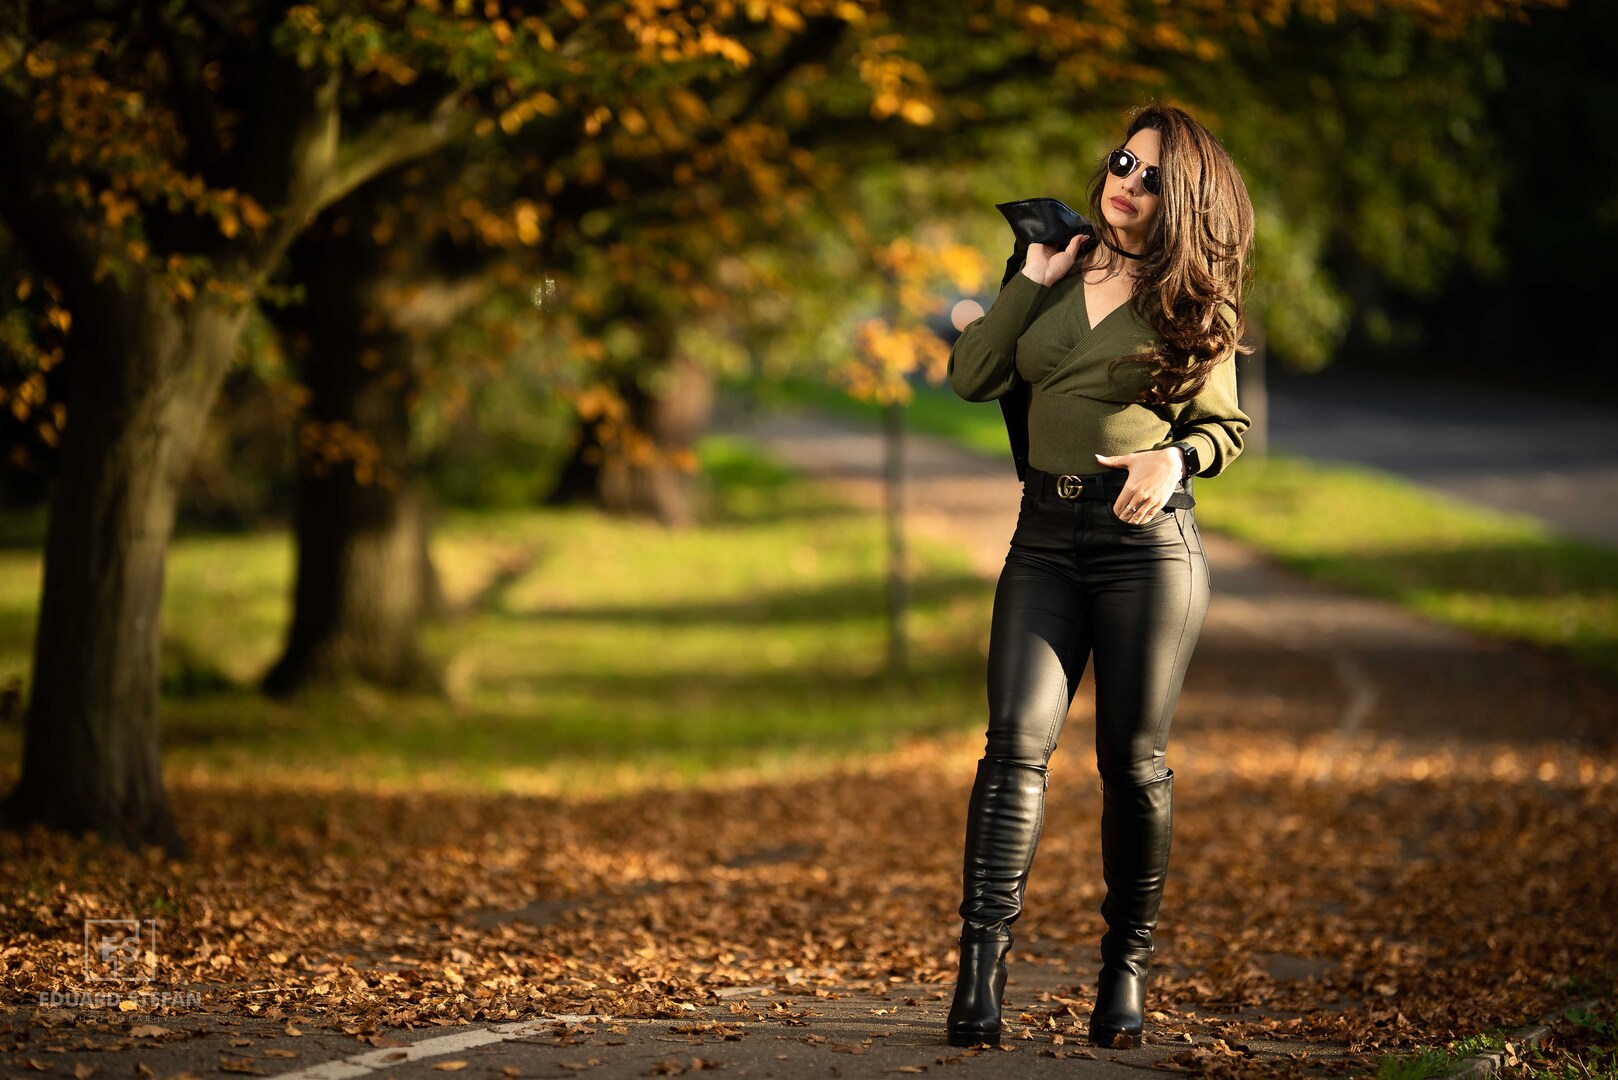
[9,988,1338,1080]
[713,399,1615,749]
[1266,367,1618,548]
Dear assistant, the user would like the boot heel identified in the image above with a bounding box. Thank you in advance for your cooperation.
[1087,958,1149,1047]
[946,935,1012,1046]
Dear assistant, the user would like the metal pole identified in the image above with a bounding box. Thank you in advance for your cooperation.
[1241,310,1269,459]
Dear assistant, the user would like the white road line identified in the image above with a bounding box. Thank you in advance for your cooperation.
[264,1015,667,1080]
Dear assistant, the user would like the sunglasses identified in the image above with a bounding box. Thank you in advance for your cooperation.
[1107,147,1162,197]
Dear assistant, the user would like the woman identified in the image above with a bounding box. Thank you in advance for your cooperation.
[944,103,1254,1049]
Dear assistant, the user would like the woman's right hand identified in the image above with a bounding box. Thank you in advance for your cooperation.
[1021,232,1090,286]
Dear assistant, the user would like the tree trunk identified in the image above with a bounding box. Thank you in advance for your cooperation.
[261,456,440,697]
[0,294,247,857]
[599,355,714,526]
[545,407,611,507]
[260,219,443,699]
[547,354,714,525]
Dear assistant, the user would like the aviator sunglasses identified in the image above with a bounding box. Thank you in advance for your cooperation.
[1107,147,1162,197]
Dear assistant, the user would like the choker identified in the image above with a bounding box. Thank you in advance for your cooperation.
[1100,235,1144,260]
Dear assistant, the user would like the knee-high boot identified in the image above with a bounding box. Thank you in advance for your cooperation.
[947,757,1049,1047]
[1087,769,1173,1049]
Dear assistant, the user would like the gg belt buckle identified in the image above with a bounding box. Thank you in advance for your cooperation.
[1056,474,1084,499]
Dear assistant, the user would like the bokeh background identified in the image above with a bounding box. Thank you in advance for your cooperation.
[1,2,1615,1075]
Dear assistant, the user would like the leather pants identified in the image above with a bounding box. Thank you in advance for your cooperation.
[957,476,1210,936]
[984,478,1209,787]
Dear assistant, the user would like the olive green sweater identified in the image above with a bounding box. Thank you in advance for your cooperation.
[947,269,1250,478]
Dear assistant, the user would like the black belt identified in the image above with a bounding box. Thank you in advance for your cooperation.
[1025,465,1196,509]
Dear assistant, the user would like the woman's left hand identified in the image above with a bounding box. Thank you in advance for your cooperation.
[1094,449,1184,524]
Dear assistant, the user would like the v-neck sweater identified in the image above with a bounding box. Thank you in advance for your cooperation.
[948,269,1250,479]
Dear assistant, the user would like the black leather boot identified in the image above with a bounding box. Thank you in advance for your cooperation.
[1087,769,1173,1049]
[947,935,1012,1047]
[947,757,1049,1047]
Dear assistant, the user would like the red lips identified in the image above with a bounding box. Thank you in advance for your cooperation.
[1110,196,1137,213]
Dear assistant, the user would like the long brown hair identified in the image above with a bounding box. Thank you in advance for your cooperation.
[1087,103,1255,405]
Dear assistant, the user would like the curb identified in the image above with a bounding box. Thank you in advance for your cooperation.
[1440,998,1601,1080]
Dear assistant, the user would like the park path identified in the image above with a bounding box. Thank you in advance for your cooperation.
[1266,365,1618,549]
[712,398,1616,750]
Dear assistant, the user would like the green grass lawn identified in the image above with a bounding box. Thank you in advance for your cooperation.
[0,437,993,796]
[753,375,1618,678]
[2,375,1611,798]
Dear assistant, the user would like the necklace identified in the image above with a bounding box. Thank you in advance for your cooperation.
[1101,236,1145,260]
[1084,254,1135,283]
[1085,233,1145,281]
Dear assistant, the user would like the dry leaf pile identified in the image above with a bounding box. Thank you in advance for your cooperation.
[1,718,1615,1077]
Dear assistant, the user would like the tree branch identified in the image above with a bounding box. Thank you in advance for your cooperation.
[380,266,500,335]
[315,89,475,214]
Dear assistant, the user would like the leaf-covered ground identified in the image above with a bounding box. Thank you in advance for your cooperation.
[2,721,1616,1078]
[3,417,1617,1078]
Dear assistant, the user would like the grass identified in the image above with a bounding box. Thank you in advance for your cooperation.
[750,374,1618,678]
[1520,975,1618,1080]
[1374,1031,1511,1080]
[1384,998,1618,1080]
[0,435,994,797]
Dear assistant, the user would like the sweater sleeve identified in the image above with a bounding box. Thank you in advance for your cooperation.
[947,270,1050,402]
[1168,303,1250,477]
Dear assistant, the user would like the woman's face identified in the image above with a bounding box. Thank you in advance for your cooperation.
[1100,126,1162,240]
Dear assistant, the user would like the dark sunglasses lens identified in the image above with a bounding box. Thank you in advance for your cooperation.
[1108,149,1134,178]
[1142,166,1162,196]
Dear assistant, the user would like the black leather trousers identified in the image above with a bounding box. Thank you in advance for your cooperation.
[957,474,1210,940]
[985,477,1210,786]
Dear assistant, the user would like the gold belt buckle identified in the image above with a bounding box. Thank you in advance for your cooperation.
[1056,475,1084,499]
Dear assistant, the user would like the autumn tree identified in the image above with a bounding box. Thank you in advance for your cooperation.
[0,0,1557,853]
[0,0,740,852]
[258,166,476,697]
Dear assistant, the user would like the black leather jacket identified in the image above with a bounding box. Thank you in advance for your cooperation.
[989,197,1095,481]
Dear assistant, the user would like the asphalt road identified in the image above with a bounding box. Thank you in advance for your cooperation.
[1262,365,1618,548]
